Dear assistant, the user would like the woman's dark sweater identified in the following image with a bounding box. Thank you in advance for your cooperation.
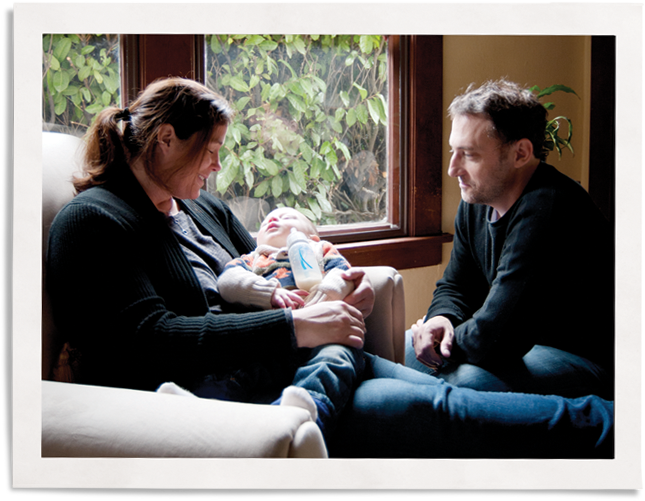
[46,165,298,392]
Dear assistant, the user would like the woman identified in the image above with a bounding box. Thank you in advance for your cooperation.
[47,77,613,458]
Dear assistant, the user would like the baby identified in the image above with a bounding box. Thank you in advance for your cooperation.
[158,207,364,438]
[159,207,363,442]
[217,207,355,310]
[217,207,363,436]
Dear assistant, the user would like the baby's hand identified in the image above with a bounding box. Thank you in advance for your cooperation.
[271,288,308,309]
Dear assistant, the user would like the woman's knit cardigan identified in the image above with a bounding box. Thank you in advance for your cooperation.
[46,164,298,392]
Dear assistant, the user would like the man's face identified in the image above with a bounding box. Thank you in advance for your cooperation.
[448,114,515,211]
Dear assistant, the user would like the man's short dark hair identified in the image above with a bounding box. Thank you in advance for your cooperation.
[448,79,548,161]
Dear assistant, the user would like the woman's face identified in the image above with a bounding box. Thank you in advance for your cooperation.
[162,123,228,200]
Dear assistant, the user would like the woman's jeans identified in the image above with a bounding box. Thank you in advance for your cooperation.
[404,330,613,400]
[328,353,613,459]
[290,344,365,437]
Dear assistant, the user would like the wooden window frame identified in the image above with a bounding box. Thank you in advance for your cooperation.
[121,34,452,270]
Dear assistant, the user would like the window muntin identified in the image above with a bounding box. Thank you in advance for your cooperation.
[42,34,121,136]
[204,35,394,236]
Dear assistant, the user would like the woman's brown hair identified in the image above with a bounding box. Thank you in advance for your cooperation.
[74,77,234,193]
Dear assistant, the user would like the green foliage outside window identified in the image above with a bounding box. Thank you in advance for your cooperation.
[205,34,389,230]
[42,34,121,136]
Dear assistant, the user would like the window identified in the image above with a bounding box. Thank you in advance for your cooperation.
[42,34,121,136]
[78,34,449,269]
[203,35,390,236]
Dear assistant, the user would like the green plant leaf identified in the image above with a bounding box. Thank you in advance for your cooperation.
[62,84,79,96]
[367,98,381,124]
[356,104,368,124]
[53,37,72,62]
[299,142,314,163]
[254,179,270,198]
[297,207,317,222]
[339,90,350,108]
[216,155,239,193]
[353,82,368,100]
[377,94,388,123]
[244,35,265,46]
[244,167,254,189]
[345,50,358,67]
[334,139,351,161]
[537,84,579,99]
[269,83,285,101]
[310,157,324,179]
[45,54,60,71]
[271,175,283,197]
[53,70,70,93]
[325,147,338,165]
[78,65,92,81]
[315,192,333,213]
[249,74,260,89]
[103,73,119,94]
[210,35,222,54]
[359,35,373,54]
[346,108,357,127]
[54,98,67,115]
[307,197,322,219]
[229,75,250,92]
[85,102,104,115]
[288,172,302,195]
[292,36,307,55]
[259,39,278,52]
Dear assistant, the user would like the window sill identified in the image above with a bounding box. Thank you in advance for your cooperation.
[336,233,453,270]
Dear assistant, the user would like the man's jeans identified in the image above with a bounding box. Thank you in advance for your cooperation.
[198,343,613,458]
[329,353,614,458]
[404,330,613,400]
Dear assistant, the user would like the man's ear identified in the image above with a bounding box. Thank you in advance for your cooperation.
[513,138,535,168]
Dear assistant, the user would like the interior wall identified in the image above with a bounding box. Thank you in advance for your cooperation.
[400,35,592,329]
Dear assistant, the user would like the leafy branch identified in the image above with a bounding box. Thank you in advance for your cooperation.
[42,34,121,135]
[206,34,389,230]
[530,84,579,159]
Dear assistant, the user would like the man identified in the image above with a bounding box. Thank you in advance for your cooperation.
[406,79,614,399]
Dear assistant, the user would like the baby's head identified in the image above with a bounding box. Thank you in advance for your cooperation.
[256,207,319,248]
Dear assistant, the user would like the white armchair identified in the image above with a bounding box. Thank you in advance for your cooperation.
[41,131,406,459]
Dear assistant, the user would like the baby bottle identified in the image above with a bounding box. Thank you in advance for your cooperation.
[287,227,323,291]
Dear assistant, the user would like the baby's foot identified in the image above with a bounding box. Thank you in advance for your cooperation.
[279,385,318,421]
[156,382,198,397]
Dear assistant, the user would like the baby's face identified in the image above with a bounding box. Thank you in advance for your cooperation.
[256,208,317,248]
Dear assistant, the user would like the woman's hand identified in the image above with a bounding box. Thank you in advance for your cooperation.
[292,301,365,350]
[340,268,375,319]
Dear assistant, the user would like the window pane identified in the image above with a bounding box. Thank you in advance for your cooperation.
[42,34,121,137]
[205,35,389,233]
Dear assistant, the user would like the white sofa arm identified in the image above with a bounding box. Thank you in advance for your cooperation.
[42,380,327,458]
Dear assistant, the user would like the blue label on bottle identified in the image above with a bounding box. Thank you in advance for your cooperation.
[299,247,314,270]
